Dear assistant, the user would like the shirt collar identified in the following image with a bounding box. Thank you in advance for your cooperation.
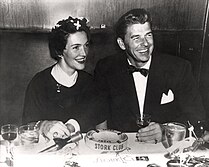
[51,64,78,88]
[127,56,152,70]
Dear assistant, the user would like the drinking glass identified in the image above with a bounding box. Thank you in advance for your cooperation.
[19,124,39,146]
[136,114,151,129]
[1,124,18,143]
[136,114,151,142]
[0,140,8,163]
[163,122,186,147]
[1,124,18,166]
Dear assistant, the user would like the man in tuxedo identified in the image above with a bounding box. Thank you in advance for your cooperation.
[94,8,206,143]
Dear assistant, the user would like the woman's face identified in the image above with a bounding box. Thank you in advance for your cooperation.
[60,31,89,74]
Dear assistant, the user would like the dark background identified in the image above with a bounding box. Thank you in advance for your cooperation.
[0,0,209,127]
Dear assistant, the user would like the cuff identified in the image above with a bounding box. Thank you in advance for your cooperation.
[65,119,80,133]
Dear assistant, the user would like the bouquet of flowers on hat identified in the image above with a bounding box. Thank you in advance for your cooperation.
[54,16,89,31]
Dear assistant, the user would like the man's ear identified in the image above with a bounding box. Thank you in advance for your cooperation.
[117,37,126,50]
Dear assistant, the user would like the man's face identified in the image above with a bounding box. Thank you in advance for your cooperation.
[62,31,89,72]
[119,22,154,67]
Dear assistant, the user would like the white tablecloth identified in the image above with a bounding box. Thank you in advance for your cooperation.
[1,133,209,167]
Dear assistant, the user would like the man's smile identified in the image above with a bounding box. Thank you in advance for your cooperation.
[137,48,149,53]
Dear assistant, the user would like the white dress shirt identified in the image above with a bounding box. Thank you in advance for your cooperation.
[128,57,151,118]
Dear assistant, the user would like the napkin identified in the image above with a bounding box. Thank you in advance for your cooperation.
[161,89,174,104]
[166,137,196,154]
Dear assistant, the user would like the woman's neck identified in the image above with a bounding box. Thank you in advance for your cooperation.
[57,60,76,76]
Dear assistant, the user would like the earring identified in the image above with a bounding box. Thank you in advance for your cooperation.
[58,55,63,59]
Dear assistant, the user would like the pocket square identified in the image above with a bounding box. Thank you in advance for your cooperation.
[161,89,174,104]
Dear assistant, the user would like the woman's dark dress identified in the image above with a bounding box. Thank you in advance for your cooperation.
[22,66,107,132]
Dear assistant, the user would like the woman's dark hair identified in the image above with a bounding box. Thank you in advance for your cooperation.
[48,16,90,61]
[115,8,152,40]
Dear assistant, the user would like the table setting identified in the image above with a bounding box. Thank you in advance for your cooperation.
[0,121,209,167]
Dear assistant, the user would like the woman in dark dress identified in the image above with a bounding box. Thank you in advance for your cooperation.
[22,16,107,140]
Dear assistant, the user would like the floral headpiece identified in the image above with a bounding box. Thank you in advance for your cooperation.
[49,16,90,60]
[53,16,90,32]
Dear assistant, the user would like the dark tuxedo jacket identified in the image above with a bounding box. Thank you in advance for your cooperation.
[94,51,205,132]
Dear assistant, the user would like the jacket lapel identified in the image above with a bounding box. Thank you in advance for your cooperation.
[144,53,168,116]
[114,52,169,122]
[117,56,141,120]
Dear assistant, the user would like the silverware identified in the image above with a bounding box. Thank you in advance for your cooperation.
[39,131,82,153]
[187,121,198,139]
[182,137,206,153]
[164,148,180,159]
[191,137,205,152]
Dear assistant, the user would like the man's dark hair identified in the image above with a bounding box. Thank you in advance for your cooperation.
[115,8,152,40]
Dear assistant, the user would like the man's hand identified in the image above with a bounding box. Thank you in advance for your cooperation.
[136,122,164,143]
[40,120,71,141]
[202,130,209,143]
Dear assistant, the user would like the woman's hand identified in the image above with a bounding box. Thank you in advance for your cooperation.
[40,120,71,141]
[136,122,164,144]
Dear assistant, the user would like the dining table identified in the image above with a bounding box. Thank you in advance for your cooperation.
[1,132,209,167]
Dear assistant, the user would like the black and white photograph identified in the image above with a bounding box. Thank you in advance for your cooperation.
[0,0,209,166]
